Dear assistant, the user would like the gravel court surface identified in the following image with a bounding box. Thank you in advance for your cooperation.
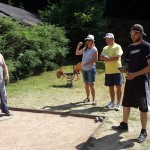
[0,110,103,150]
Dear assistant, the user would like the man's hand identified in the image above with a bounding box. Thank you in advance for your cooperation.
[103,55,110,61]
[125,72,136,80]
[118,66,128,73]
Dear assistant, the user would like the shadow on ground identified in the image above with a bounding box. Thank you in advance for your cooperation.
[76,131,135,150]
[42,102,84,111]
[51,85,72,88]
[42,101,114,114]
[0,114,6,117]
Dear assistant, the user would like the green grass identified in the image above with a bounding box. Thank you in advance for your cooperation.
[7,62,106,112]
[6,61,150,150]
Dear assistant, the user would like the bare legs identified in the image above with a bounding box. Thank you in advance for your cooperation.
[109,85,122,103]
[123,107,130,123]
[122,107,147,130]
[116,85,122,103]
[140,112,147,130]
[85,83,95,101]
[109,86,115,102]
[85,83,90,99]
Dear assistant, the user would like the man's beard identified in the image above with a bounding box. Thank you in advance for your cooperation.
[134,36,141,43]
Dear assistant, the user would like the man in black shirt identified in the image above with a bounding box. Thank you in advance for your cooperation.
[112,24,150,143]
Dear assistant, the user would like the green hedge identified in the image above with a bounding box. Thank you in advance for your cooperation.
[0,17,69,82]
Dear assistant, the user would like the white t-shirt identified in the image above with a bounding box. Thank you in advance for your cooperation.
[82,47,97,71]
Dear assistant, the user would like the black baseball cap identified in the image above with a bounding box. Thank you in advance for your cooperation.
[131,24,146,36]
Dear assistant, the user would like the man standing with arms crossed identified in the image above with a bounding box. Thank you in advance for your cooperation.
[112,24,150,143]
[100,33,124,111]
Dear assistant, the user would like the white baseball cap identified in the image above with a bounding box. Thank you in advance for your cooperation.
[85,34,95,41]
[104,33,114,39]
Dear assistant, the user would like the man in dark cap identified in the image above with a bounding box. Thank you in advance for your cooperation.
[131,24,146,36]
[112,24,150,143]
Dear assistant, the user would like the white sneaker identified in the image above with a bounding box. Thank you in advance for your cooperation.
[92,101,97,105]
[115,103,121,111]
[106,101,115,108]
[106,101,111,107]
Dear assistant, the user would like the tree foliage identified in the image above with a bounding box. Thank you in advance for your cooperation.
[105,0,150,20]
[0,17,69,81]
[2,0,150,20]
[39,0,108,54]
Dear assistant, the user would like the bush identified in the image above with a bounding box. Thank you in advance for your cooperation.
[0,17,69,81]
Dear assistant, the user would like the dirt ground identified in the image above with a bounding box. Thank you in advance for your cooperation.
[0,110,103,150]
[6,68,150,150]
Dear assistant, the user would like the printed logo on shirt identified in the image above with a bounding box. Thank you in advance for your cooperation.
[130,49,140,54]
[146,54,150,58]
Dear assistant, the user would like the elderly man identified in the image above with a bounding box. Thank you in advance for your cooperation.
[100,33,124,111]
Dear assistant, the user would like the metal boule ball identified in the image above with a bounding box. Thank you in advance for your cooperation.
[98,117,104,122]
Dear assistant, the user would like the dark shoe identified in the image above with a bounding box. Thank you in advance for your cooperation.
[137,130,148,143]
[83,98,90,103]
[5,111,13,116]
[112,122,128,131]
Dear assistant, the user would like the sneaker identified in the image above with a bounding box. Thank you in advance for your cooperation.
[83,98,90,103]
[137,130,148,143]
[92,101,97,105]
[112,122,128,131]
[115,103,121,111]
[106,101,115,108]
[5,111,13,116]
[106,102,112,108]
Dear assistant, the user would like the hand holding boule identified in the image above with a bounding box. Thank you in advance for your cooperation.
[118,66,128,73]
[78,42,83,46]
[118,66,123,72]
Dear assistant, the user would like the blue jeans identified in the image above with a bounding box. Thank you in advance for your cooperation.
[0,80,9,113]
[82,68,96,83]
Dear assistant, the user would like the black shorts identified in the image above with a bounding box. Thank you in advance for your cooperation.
[122,80,150,112]
[105,73,124,86]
